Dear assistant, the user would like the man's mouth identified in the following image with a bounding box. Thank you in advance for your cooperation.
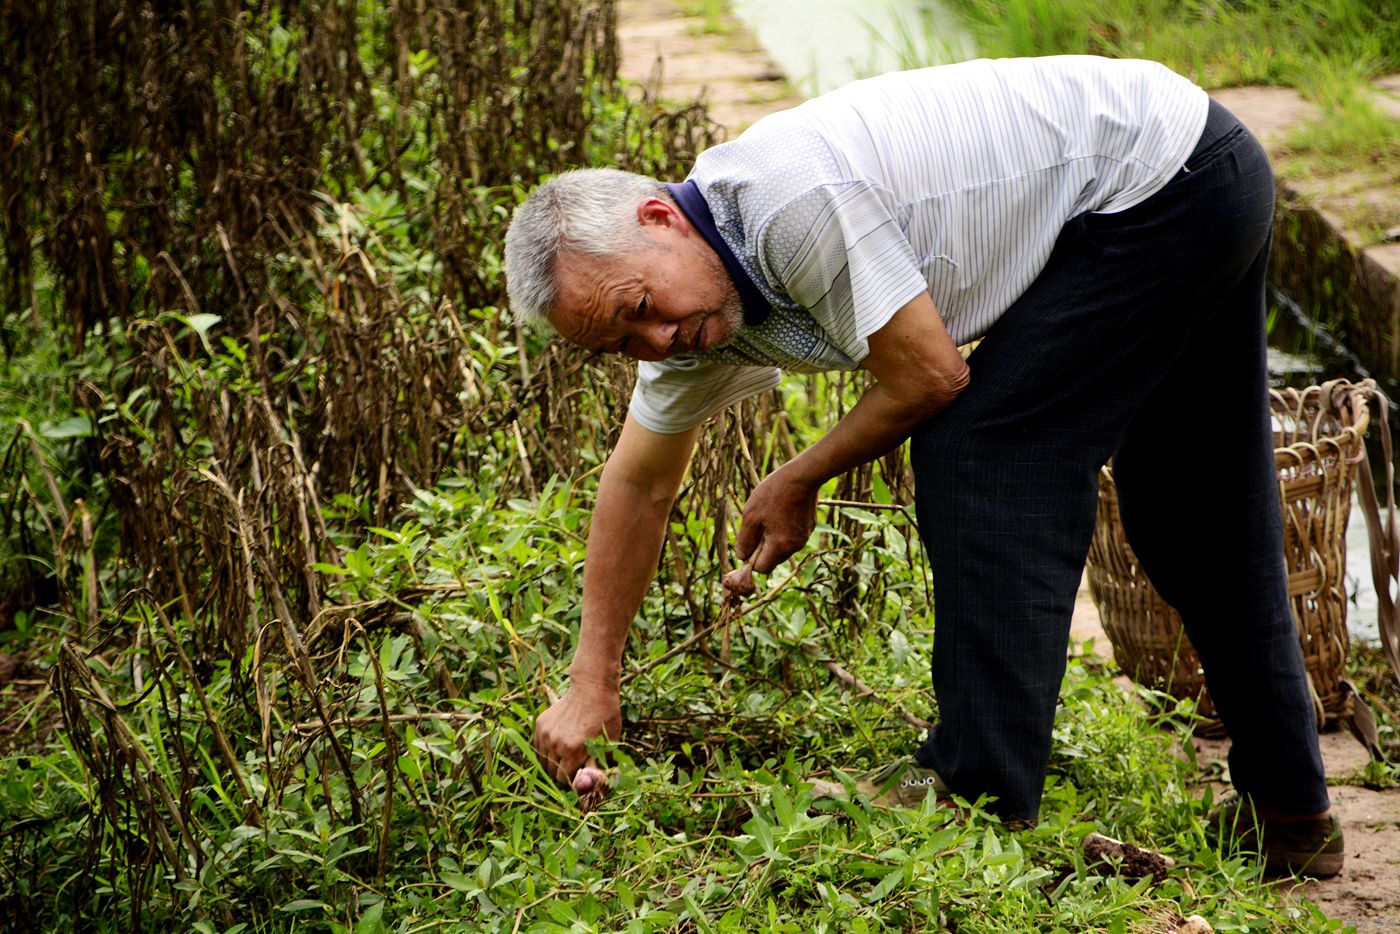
[672,315,707,355]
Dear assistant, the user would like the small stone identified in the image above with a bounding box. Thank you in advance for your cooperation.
[1177,914,1214,933]
[1383,225,1400,243]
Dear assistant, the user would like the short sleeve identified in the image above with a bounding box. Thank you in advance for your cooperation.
[629,357,782,434]
[758,182,930,363]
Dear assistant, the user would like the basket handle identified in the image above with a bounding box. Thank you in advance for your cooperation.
[1349,380,1400,691]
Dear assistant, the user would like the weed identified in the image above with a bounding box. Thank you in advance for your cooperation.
[916,0,1400,184]
[677,0,731,36]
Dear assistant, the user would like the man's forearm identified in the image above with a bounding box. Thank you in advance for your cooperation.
[784,290,969,490]
[782,379,959,490]
[567,418,698,689]
[532,417,695,787]
[569,467,677,687]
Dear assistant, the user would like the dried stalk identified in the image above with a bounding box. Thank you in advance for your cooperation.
[362,623,398,884]
[201,466,364,827]
[621,551,822,685]
[800,644,930,731]
[148,601,262,826]
[57,643,202,878]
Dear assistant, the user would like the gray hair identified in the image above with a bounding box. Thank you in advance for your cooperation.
[503,167,669,329]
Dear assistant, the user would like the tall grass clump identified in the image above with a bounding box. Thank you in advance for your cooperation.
[935,0,1400,91]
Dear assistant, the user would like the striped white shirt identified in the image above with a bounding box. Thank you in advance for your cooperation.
[629,56,1210,434]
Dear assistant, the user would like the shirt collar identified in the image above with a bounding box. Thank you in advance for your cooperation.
[665,180,771,325]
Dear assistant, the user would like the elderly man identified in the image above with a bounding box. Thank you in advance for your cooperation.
[504,55,1342,875]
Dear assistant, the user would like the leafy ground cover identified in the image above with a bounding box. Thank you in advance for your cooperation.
[5,467,1380,931]
[2,0,1398,931]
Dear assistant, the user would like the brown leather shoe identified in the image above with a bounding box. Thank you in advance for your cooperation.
[1207,792,1344,878]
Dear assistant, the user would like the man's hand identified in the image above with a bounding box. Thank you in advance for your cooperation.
[533,680,621,787]
[731,465,820,593]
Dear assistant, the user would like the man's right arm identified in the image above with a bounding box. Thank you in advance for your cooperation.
[532,413,700,787]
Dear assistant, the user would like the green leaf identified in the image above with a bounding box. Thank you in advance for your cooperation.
[865,866,906,903]
[890,629,910,667]
[278,899,328,913]
[38,416,92,439]
[174,312,222,354]
[353,901,386,934]
[440,871,477,894]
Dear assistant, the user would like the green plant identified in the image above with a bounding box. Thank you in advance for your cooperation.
[3,2,1391,930]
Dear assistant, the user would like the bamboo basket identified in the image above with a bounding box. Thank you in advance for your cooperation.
[1085,380,1372,726]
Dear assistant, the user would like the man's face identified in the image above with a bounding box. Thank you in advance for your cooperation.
[549,199,744,362]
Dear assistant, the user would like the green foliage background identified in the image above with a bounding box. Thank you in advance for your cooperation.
[0,1,1394,932]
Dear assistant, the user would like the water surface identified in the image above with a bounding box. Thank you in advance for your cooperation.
[728,0,972,94]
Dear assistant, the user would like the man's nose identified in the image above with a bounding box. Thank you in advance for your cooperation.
[639,320,679,354]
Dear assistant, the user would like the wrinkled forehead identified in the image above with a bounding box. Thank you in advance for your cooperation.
[549,250,634,338]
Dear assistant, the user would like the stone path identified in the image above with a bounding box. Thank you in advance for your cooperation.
[616,1,1400,927]
[618,0,802,139]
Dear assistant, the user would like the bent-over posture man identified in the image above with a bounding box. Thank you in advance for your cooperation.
[504,55,1343,876]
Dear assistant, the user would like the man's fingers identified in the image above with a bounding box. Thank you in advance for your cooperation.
[537,747,567,786]
[750,536,790,574]
[735,514,764,560]
[545,752,581,787]
[533,732,580,787]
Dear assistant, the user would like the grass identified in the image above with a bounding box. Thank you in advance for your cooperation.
[3,457,1387,931]
[935,0,1399,90]
[676,0,731,36]
[913,0,1400,195]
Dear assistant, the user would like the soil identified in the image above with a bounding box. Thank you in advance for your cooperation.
[1077,589,1400,929]
[614,1,1400,927]
[1082,831,1176,884]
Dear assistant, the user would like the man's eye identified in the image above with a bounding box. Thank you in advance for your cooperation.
[636,296,649,319]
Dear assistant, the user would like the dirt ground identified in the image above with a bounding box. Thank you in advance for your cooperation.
[1072,584,1400,929]
[618,1,1400,927]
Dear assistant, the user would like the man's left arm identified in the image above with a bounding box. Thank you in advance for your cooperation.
[731,290,968,586]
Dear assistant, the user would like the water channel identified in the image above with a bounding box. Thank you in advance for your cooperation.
[726,0,1398,642]
[729,0,971,94]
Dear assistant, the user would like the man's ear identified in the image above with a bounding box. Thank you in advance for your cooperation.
[636,196,685,231]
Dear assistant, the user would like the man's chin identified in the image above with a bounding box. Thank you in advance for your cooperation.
[706,328,739,352]
[707,304,745,350]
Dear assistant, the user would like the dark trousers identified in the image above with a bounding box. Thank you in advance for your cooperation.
[909,101,1331,821]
